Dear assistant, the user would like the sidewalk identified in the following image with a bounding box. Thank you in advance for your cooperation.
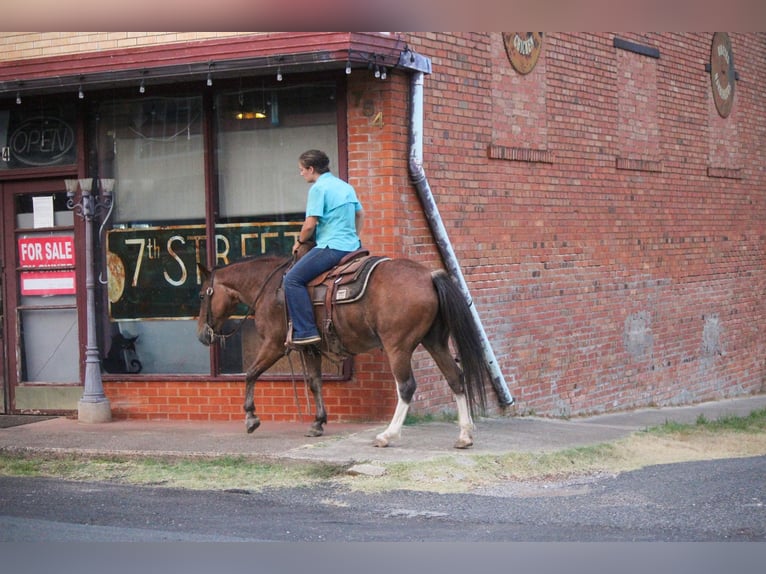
[1,394,765,466]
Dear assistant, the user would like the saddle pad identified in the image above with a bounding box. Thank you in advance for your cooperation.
[333,256,389,304]
[311,255,390,306]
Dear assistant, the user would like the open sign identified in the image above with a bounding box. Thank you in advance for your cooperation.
[9,116,76,167]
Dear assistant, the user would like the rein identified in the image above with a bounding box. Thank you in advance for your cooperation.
[202,257,292,343]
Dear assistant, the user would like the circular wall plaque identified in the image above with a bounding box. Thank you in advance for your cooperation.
[503,33,544,75]
[710,32,735,118]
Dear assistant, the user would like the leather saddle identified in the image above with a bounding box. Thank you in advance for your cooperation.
[301,249,389,354]
[308,249,389,307]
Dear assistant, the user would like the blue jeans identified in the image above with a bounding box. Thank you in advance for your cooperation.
[284,247,350,340]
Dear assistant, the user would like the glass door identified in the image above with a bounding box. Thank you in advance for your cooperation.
[2,179,82,412]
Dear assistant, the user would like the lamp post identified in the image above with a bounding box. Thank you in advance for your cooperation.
[65,177,114,423]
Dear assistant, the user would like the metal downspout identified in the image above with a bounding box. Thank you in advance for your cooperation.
[402,55,514,407]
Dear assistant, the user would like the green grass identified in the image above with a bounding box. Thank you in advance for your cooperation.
[646,407,766,436]
[0,452,346,491]
[403,411,457,426]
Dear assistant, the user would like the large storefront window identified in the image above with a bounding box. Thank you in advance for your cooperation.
[92,95,210,374]
[214,83,342,376]
[90,82,343,377]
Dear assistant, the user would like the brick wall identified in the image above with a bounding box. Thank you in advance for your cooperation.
[403,32,765,417]
[104,375,396,423]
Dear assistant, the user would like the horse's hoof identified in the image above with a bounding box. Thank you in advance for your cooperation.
[246,417,261,434]
[305,426,324,438]
[453,438,473,449]
[374,434,389,448]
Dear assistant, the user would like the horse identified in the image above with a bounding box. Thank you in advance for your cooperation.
[196,243,490,449]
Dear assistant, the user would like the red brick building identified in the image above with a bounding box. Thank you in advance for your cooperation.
[0,32,763,422]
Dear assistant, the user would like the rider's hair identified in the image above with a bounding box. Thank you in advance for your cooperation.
[299,149,331,174]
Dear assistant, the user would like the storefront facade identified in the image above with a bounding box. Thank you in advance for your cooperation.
[0,33,763,422]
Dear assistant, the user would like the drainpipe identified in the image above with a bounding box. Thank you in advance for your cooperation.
[399,50,514,407]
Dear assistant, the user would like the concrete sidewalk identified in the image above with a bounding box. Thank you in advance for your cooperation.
[1,394,765,466]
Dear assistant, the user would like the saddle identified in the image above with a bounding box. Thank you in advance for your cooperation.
[303,249,390,353]
[308,249,389,306]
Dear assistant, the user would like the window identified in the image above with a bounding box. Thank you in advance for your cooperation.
[89,81,344,377]
[92,95,209,374]
[0,97,77,170]
[214,82,342,376]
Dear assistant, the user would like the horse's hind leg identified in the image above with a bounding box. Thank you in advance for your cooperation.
[375,350,417,448]
[422,338,474,449]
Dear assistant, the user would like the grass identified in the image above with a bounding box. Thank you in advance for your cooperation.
[1,408,765,493]
[403,411,457,426]
[0,452,347,491]
[646,408,766,436]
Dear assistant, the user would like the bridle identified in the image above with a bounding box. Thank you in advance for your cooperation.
[200,258,292,344]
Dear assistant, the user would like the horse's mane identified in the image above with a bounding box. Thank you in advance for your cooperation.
[212,254,290,272]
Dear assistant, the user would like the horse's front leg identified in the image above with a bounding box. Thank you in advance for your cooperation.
[302,350,327,437]
[243,377,260,433]
[243,345,284,434]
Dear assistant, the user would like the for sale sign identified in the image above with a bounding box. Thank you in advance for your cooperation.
[18,235,76,296]
[18,236,75,268]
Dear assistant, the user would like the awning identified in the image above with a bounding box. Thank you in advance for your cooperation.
[0,32,406,98]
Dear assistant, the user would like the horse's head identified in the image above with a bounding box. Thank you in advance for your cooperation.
[196,263,242,346]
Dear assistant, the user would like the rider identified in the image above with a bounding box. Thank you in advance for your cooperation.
[284,149,364,346]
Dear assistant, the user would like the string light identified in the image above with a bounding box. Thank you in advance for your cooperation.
[206,72,213,87]
[78,85,85,99]
[276,67,283,82]
[380,67,387,80]
[345,60,352,75]
[15,92,21,105]
[139,79,145,94]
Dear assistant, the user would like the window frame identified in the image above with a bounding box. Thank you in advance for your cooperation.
[86,73,351,382]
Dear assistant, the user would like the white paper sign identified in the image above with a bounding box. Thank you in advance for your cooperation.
[33,196,55,229]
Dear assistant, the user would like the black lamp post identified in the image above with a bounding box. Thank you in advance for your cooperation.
[65,177,114,423]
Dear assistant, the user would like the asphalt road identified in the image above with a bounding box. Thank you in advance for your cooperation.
[1,455,765,543]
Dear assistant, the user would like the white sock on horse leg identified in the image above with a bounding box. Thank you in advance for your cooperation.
[375,396,409,447]
[455,393,474,447]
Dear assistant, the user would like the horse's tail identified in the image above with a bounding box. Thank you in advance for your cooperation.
[431,270,489,416]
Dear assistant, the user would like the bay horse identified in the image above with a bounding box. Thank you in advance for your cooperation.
[196,244,490,449]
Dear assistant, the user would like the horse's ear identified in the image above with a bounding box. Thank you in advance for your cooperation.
[197,262,210,281]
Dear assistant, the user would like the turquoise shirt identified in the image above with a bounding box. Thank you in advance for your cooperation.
[305,172,362,251]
